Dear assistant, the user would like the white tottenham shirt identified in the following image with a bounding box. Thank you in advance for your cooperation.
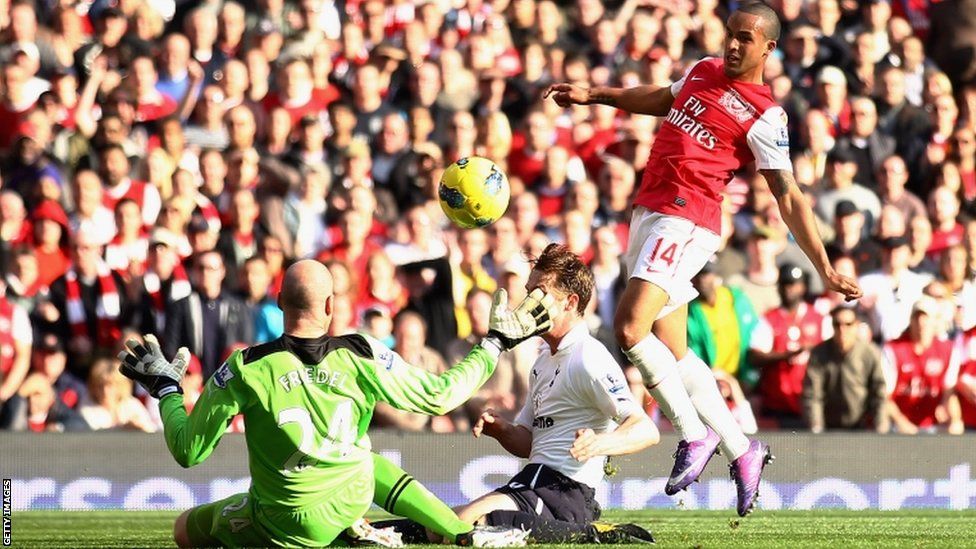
[514,322,641,488]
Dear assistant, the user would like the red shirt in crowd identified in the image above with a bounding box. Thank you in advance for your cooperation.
[135,91,178,123]
[0,100,35,149]
[756,303,830,415]
[634,57,792,234]
[578,127,620,176]
[261,87,341,126]
[507,131,573,186]
[958,326,976,428]
[959,360,976,428]
[536,187,565,219]
[927,222,964,260]
[316,238,383,289]
[102,179,160,227]
[35,248,70,288]
[891,0,932,39]
[883,335,960,428]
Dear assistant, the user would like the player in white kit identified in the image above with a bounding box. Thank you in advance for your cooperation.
[456,244,660,544]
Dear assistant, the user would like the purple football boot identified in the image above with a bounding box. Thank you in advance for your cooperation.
[729,440,775,516]
[664,428,720,495]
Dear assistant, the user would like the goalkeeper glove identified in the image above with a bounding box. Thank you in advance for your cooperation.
[482,288,557,353]
[117,334,190,399]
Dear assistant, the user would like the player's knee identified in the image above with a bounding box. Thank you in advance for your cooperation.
[624,364,644,386]
[173,509,193,548]
[455,503,484,525]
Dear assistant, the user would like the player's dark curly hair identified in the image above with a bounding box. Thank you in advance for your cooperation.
[530,243,594,316]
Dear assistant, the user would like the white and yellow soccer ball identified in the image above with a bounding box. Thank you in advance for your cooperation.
[438,156,511,229]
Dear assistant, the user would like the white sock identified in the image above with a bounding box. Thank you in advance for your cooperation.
[678,350,751,461]
[624,334,708,442]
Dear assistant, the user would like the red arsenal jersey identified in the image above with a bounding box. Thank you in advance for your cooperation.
[883,336,960,428]
[959,326,976,427]
[634,58,792,234]
[959,360,976,428]
[757,303,830,415]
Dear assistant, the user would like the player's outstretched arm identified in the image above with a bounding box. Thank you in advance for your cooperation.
[118,336,243,467]
[359,290,557,416]
[544,83,675,116]
[358,335,502,417]
[761,169,863,301]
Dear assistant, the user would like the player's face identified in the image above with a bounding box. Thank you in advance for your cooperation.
[526,271,578,330]
[723,12,775,79]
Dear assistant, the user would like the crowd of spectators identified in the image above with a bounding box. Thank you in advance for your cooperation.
[0,0,975,435]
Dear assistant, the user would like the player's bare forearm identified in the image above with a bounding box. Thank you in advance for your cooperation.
[590,85,674,116]
[571,414,659,462]
[492,422,533,458]
[763,170,864,300]
[599,414,660,456]
[763,170,831,275]
[546,82,674,116]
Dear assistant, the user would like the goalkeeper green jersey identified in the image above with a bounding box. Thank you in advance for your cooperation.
[159,332,496,539]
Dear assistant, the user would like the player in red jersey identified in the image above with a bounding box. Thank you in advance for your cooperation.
[546,3,862,516]
[882,297,964,434]
[958,324,976,429]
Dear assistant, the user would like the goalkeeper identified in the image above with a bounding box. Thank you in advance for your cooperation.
[119,259,557,548]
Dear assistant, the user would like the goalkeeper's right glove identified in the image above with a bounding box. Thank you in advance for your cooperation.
[117,334,190,399]
[482,288,557,353]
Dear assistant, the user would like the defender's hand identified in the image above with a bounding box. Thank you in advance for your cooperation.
[823,269,862,301]
[118,334,190,399]
[570,428,601,462]
[473,409,506,439]
[483,289,557,352]
[544,83,590,108]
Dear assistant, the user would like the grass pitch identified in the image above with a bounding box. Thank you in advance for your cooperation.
[10,509,976,548]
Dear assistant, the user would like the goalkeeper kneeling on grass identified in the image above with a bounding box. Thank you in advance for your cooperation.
[118,259,557,548]
[374,244,661,545]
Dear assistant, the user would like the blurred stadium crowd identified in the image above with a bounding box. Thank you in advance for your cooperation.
[0,0,975,435]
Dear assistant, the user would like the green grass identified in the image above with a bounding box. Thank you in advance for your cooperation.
[10,510,976,548]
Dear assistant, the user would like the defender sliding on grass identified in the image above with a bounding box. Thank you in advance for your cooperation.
[374,245,660,545]
[117,259,557,548]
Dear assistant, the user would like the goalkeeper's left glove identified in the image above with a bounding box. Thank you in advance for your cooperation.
[118,334,190,399]
[481,288,558,353]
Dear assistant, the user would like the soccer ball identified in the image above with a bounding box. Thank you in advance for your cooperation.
[438,156,510,229]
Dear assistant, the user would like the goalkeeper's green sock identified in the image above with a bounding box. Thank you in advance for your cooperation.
[371,453,473,542]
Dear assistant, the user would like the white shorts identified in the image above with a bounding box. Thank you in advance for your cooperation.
[622,207,722,319]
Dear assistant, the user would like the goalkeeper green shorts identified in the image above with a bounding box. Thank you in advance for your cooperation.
[186,474,373,547]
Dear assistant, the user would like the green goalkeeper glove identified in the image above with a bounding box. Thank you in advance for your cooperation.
[482,288,557,353]
[118,334,190,399]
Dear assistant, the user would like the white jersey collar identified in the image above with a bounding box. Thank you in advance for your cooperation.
[551,321,589,354]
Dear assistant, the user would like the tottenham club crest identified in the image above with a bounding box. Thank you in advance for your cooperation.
[718,91,755,123]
